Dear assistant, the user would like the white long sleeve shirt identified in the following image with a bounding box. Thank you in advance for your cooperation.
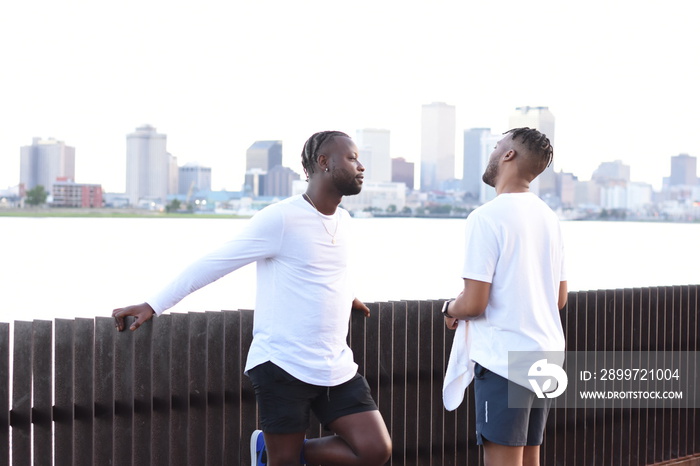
[147,195,358,386]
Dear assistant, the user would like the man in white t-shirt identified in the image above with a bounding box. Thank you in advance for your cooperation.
[442,127,568,466]
[113,131,392,466]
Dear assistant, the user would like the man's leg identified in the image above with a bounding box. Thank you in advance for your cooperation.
[262,431,306,466]
[303,410,391,466]
[474,364,546,466]
[522,445,541,466]
[482,440,523,466]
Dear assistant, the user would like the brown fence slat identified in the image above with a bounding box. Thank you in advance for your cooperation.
[377,300,394,458]
[151,313,172,466]
[0,322,8,466]
[170,312,190,466]
[430,300,446,465]
[11,321,32,466]
[239,309,256,465]
[54,319,74,465]
[416,301,434,464]
[187,312,208,466]
[74,318,95,466]
[133,315,153,466]
[206,311,225,466]
[113,317,134,466]
[389,301,407,466]
[32,320,53,464]
[94,317,115,465]
[223,310,242,465]
[403,299,420,466]
[92,317,117,464]
[690,286,699,459]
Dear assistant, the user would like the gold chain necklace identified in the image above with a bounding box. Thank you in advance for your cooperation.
[303,193,339,244]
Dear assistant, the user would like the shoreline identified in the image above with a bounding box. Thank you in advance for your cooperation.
[0,208,698,223]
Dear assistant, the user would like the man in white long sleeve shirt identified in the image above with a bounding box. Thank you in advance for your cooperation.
[113,131,392,466]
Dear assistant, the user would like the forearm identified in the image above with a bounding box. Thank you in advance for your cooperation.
[446,278,490,320]
[448,293,485,320]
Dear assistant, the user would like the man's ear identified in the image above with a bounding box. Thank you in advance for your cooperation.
[503,149,517,161]
[317,153,329,171]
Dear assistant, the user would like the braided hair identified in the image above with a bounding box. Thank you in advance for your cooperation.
[300,131,349,180]
[505,127,553,174]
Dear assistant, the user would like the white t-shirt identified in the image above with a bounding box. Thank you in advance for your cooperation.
[147,195,358,386]
[462,192,566,385]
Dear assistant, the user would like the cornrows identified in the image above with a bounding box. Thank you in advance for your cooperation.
[505,127,554,169]
[301,131,349,180]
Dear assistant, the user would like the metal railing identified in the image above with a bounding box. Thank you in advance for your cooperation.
[1,285,698,465]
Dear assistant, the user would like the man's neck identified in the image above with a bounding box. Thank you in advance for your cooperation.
[495,179,530,195]
[304,187,341,215]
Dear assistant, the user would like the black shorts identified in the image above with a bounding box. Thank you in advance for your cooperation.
[474,363,552,447]
[247,361,378,434]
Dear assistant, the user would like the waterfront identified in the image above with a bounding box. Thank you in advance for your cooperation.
[1,216,699,323]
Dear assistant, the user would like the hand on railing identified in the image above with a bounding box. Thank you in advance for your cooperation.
[352,297,371,317]
[112,302,156,331]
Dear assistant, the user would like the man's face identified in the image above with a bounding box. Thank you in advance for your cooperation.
[482,134,511,188]
[327,136,365,196]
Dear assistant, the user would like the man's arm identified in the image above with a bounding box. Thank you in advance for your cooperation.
[444,278,491,329]
[559,281,568,310]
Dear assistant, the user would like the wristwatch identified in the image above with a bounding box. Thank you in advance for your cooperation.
[441,299,455,318]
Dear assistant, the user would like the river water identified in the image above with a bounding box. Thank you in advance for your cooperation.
[1,216,699,323]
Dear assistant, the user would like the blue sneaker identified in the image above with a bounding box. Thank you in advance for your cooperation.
[250,429,267,466]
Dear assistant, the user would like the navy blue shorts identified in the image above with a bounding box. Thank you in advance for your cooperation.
[247,361,378,434]
[474,363,552,447]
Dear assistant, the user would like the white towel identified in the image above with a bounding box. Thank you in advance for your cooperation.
[442,319,475,411]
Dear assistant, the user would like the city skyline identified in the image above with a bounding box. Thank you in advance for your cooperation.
[4,118,698,198]
[1,0,698,193]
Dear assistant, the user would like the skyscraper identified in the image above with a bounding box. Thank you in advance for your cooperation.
[420,102,455,191]
[126,125,176,206]
[669,153,697,186]
[592,160,631,183]
[355,129,391,183]
[462,128,492,200]
[19,137,76,195]
[391,158,414,190]
[263,165,300,197]
[508,106,556,197]
[178,163,212,195]
[246,140,283,172]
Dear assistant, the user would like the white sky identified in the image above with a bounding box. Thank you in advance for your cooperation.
[1,0,698,193]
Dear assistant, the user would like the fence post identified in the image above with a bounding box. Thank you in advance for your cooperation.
[11,321,32,466]
[0,323,9,466]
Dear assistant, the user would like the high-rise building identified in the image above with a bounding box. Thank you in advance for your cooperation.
[592,160,631,183]
[420,102,455,191]
[462,128,492,200]
[126,125,176,206]
[355,129,391,183]
[391,158,414,190]
[246,140,283,172]
[179,163,212,195]
[669,153,697,186]
[244,169,266,197]
[508,106,556,197]
[263,165,300,197]
[19,137,76,195]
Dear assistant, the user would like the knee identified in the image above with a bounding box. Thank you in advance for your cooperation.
[364,436,392,465]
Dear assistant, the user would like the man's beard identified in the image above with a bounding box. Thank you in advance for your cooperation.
[332,168,363,196]
[482,159,498,188]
